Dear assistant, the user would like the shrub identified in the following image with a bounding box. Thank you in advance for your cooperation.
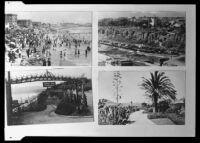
[157,100,171,113]
[131,108,135,112]
[166,105,183,115]
[98,99,106,109]
[135,108,140,111]
[98,105,133,125]
[32,104,47,111]
[179,109,185,117]
[147,112,167,119]
[55,100,76,115]
[148,107,153,113]
[165,108,174,113]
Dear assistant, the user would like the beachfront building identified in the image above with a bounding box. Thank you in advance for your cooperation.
[5,13,18,28]
[17,19,32,28]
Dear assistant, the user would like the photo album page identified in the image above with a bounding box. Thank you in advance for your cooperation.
[4,2,196,140]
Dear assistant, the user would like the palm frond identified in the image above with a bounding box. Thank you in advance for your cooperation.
[139,71,177,102]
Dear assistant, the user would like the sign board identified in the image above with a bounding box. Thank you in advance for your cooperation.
[43,82,56,87]
[48,89,63,93]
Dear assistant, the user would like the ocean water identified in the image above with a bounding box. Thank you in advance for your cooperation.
[11,81,65,101]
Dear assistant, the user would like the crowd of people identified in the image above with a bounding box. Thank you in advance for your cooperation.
[5,27,50,65]
[5,26,92,66]
[51,31,91,60]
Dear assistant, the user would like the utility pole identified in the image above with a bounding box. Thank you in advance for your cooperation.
[81,78,87,107]
[6,71,13,125]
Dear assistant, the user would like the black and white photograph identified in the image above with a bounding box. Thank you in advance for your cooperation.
[98,70,185,125]
[98,12,185,66]
[5,68,93,125]
[5,11,92,66]
[4,2,196,140]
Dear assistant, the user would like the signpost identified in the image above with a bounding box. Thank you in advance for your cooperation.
[43,82,56,87]
[43,82,56,97]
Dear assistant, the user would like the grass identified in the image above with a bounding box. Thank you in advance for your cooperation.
[147,112,185,125]
[150,118,175,125]
[166,113,185,125]
[147,112,167,119]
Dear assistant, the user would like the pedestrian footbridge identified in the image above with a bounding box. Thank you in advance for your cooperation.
[7,70,85,85]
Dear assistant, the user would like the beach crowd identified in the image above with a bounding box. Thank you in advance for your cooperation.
[5,26,91,66]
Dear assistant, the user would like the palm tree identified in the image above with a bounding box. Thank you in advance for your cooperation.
[140,71,177,113]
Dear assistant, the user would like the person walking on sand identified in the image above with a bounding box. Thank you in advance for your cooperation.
[43,59,46,66]
[78,49,80,58]
[47,58,51,66]
[26,48,30,58]
[85,49,87,57]
[75,48,77,56]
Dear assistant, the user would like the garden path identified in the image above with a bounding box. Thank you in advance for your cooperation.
[128,110,155,125]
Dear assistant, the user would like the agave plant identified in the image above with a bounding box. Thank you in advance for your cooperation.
[140,71,177,113]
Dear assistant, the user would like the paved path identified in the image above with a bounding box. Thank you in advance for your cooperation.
[128,110,155,125]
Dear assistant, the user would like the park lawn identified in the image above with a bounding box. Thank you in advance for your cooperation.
[150,118,175,125]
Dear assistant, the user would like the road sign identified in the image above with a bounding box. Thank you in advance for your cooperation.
[43,82,56,87]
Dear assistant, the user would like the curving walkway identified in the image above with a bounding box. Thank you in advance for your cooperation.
[128,110,155,125]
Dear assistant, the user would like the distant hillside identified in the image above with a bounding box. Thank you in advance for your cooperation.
[99,98,142,107]
[120,102,142,107]
[60,23,91,28]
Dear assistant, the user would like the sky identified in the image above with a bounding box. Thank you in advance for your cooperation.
[98,11,185,20]
[5,11,92,24]
[99,71,185,104]
[11,81,64,100]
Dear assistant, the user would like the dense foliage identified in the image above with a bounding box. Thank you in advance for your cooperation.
[28,91,48,111]
[98,99,137,125]
[55,100,76,115]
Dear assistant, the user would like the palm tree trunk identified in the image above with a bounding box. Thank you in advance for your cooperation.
[153,93,158,113]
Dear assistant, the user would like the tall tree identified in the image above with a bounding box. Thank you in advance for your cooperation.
[140,71,177,113]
